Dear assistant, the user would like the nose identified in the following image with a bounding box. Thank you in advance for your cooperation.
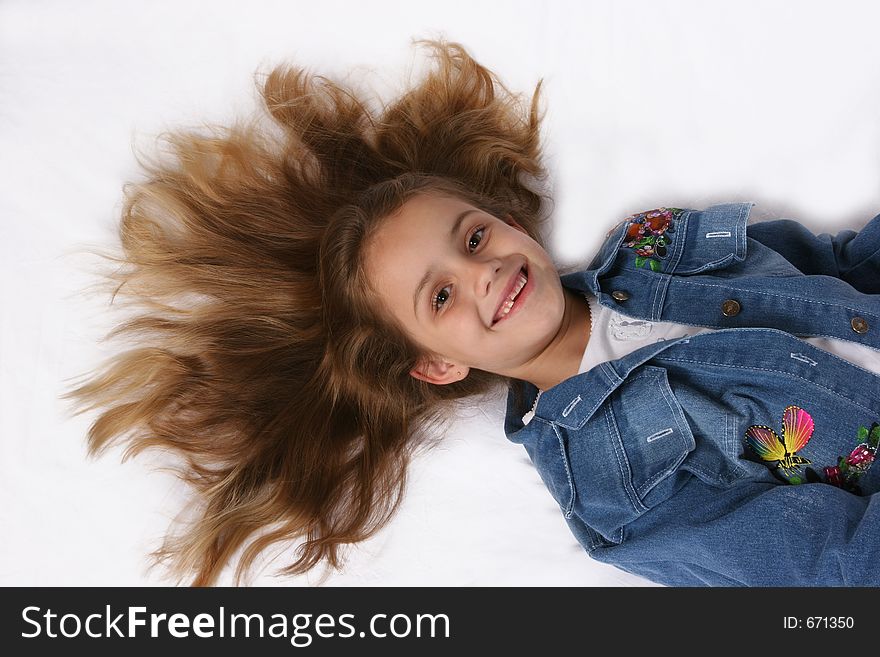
[472,255,503,298]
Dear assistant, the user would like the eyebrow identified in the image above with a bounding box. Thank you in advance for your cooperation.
[412,209,478,317]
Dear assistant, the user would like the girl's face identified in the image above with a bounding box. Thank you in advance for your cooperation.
[363,193,566,384]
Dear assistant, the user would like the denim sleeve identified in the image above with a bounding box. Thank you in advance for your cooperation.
[598,476,880,586]
[746,213,880,294]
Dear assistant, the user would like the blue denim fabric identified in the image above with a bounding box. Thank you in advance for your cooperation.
[504,203,880,586]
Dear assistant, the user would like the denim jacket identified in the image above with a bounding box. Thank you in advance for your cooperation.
[504,203,880,586]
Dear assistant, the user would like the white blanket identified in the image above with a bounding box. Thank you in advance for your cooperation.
[2,0,878,586]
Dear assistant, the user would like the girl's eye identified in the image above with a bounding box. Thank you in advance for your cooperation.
[468,226,485,252]
[433,286,451,312]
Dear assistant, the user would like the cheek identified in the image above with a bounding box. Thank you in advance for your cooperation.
[432,312,471,345]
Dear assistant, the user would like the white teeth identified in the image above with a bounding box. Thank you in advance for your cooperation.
[496,271,528,321]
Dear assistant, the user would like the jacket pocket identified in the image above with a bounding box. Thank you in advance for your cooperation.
[557,366,696,541]
[607,366,697,509]
[666,203,751,275]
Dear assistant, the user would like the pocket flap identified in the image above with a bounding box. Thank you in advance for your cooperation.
[667,203,753,274]
[559,365,695,540]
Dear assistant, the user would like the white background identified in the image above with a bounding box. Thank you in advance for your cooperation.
[2,0,880,586]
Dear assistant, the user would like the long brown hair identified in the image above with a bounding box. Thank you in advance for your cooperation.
[62,39,549,585]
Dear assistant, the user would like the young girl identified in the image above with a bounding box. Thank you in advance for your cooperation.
[64,40,880,587]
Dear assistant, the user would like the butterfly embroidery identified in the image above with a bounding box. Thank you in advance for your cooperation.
[744,405,814,478]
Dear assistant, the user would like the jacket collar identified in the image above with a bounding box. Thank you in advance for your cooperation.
[504,331,690,439]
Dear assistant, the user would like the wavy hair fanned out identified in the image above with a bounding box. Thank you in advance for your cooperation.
[62,39,549,585]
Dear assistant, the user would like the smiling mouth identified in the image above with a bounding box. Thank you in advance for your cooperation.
[493,267,528,324]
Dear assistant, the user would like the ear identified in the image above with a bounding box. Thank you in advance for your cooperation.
[409,356,470,385]
[504,213,528,235]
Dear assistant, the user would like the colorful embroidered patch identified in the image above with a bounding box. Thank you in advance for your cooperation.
[744,405,814,483]
[745,409,879,494]
[620,207,684,271]
[804,422,879,495]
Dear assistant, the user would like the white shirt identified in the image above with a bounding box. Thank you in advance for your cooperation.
[579,293,880,376]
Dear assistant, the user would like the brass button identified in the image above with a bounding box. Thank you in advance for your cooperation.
[721,299,741,317]
[851,316,869,334]
[611,290,629,302]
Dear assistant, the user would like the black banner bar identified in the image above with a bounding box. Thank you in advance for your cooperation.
[1,587,873,654]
